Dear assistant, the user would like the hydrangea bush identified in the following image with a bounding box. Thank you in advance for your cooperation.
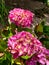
[0,8,49,65]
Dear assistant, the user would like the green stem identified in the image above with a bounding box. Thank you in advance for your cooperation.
[11,58,14,65]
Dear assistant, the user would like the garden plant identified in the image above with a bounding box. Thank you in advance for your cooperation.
[0,0,49,65]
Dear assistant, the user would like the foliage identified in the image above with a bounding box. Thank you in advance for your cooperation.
[35,20,49,49]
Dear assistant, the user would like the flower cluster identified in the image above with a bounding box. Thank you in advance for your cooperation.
[8,31,42,59]
[26,47,49,65]
[8,8,34,28]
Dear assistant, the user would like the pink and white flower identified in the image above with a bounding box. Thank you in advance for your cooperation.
[7,31,42,59]
[26,47,49,65]
[8,8,34,28]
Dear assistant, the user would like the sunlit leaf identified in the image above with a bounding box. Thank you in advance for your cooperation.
[47,0,49,6]
[0,53,4,57]
[15,58,24,65]
[35,23,43,37]
[21,55,32,60]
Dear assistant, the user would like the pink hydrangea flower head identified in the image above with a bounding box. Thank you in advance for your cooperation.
[37,49,49,65]
[26,47,49,65]
[8,8,34,28]
[8,31,42,59]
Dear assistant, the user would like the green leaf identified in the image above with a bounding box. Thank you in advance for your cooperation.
[23,28,32,33]
[47,0,49,6]
[21,55,32,60]
[0,59,11,65]
[0,45,5,52]
[11,23,16,30]
[35,23,43,37]
[0,52,12,65]
[43,26,49,36]
[10,23,17,34]
[15,58,24,65]
[1,26,13,39]
[17,26,32,33]
[0,39,7,52]
[37,24,43,32]
[0,54,6,63]
[5,51,12,62]
[40,38,49,49]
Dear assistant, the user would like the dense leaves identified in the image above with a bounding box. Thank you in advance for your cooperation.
[40,38,49,49]
[43,26,49,36]
[35,20,49,50]
[0,52,12,65]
